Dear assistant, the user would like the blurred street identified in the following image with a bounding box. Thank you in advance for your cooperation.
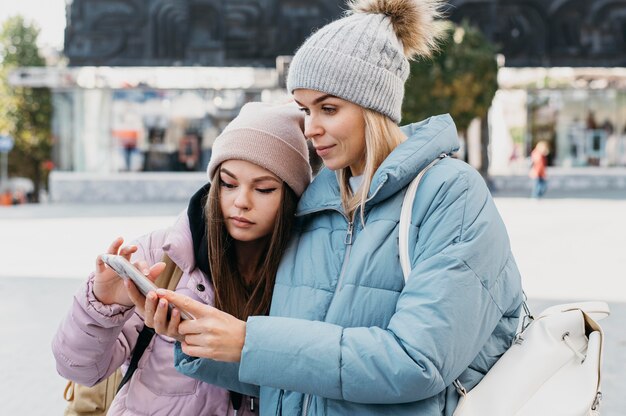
[2,0,626,414]
[1,192,625,415]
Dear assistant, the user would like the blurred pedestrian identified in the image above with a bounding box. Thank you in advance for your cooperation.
[52,103,311,415]
[11,189,26,205]
[178,131,200,171]
[156,0,524,415]
[529,140,549,198]
[115,130,139,172]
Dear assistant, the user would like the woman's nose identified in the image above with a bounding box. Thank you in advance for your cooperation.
[304,114,323,139]
[234,189,251,210]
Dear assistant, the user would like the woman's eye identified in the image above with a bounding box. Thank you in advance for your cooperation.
[257,188,277,194]
[322,106,336,114]
[219,179,236,189]
[298,107,310,116]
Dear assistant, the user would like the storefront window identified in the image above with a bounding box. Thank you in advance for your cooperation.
[110,89,256,172]
[527,89,626,167]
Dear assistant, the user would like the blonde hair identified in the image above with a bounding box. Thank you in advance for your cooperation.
[338,109,406,223]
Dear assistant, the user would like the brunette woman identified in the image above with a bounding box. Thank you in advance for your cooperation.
[52,102,311,415]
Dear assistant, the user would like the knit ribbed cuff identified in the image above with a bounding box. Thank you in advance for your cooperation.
[287,46,406,123]
[208,128,311,196]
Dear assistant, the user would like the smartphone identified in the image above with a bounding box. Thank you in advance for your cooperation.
[100,254,192,320]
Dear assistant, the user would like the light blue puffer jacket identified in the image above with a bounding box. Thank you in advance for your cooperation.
[175,114,524,416]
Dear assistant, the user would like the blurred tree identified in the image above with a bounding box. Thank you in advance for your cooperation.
[402,20,498,178]
[0,16,53,202]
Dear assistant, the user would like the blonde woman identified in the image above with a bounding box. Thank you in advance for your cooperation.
[151,1,523,415]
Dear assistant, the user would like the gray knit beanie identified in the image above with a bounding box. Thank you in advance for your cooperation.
[287,0,446,123]
[207,102,312,196]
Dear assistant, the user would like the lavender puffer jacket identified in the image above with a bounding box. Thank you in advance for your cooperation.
[52,212,258,416]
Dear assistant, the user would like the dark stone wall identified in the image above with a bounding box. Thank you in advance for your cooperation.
[64,0,626,67]
[64,0,342,66]
[446,0,626,67]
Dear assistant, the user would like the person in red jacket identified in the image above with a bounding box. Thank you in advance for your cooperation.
[529,141,549,198]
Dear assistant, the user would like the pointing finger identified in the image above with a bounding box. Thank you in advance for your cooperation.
[156,289,212,317]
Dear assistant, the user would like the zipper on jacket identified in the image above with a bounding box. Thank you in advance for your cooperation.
[276,390,284,416]
[301,393,313,416]
[344,221,354,245]
[301,218,355,416]
[334,221,355,294]
[333,219,355,296]
[300,184,387,416]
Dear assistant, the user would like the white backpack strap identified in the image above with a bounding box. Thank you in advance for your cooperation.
[399,154,447,282]
[538,301,610,321]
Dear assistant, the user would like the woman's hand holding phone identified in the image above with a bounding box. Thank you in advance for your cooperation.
[137,290,186,342]
[93,237,138,306]
[93,237,165,307]
[155,290,246,363]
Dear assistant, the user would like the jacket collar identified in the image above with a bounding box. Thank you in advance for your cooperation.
[159,182,211,276]
[296,114,459,216]
[162,211,197,274]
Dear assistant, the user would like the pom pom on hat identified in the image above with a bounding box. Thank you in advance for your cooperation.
[347,0,447,59]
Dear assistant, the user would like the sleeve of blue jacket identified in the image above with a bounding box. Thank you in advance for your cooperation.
[238,166,519,403]
[174,342,260,397]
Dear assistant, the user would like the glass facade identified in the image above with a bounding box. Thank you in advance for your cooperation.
[527,89,626,167]
[109,89,254,173]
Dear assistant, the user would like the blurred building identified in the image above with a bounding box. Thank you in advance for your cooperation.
[446,0,626,171]
[8,0,626,178]
[11,0,341,175]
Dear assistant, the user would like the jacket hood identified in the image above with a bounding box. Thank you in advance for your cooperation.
[161,212,197,274]
[159,183,210,276]
[297,114,459,215]
[186,183,211,278]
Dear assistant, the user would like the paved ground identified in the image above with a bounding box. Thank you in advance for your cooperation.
[1,193,625,415]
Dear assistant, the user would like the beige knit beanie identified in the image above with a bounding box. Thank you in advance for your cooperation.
[207,102,312,196]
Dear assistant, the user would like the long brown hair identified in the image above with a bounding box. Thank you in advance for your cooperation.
[205,167,298,320]
[338,108,406,222]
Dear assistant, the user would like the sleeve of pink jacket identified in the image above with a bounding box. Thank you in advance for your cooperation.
[51,229,167,387]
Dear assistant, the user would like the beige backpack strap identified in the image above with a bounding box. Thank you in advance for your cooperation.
[64,380,75,402]
[63,255,182,415]
[154,253,184,291]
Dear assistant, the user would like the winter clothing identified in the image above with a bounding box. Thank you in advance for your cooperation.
[174,114,524,415]
[531,177,547,198]
[529,146,548,198]
[52,189,258,416]
[529,147,547,179]
[207,102,312,196]
[286,0,443,123]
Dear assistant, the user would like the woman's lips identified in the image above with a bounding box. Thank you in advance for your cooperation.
[230,216,254,228]
[315,145,335,157]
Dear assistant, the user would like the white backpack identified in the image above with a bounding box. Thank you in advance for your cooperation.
[399,157,608,416]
